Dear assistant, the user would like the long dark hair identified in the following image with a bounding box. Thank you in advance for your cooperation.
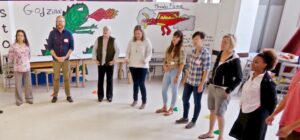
[167,30,183,58]
[15,29,29,46]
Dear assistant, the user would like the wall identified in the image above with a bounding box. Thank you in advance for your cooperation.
[274,0,300,51]
[234,0,260,53]
[0,0,240,81]
[250,0,285,52]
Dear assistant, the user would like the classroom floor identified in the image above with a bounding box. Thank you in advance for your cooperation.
[0,78,281,140]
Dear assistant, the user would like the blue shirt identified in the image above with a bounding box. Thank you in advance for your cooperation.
[47,28,74,61]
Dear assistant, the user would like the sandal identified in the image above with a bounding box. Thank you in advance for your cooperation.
[198,133,214,139]
[155,107,167,113]
[163,108,173,116]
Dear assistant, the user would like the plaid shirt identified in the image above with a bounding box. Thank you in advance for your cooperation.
[186,47,211,86]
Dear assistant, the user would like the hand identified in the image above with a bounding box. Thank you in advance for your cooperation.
[277,125,293,138]
[265,115,275,125]
[109,60,115,66]
[224,92,229,99]
[94,60,100,65]
[163,65,170,72]
[173,76,179,84]
[125,59,129,64]
[57,57,65,62]
[142,59,147,64]
[198,84,204,93]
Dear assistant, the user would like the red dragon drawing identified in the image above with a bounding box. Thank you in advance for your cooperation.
[142,11,188,35]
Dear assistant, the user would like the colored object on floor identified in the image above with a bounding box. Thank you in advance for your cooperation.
[214,130,220,135]
[92,90,97,94]
[173,107,178,112]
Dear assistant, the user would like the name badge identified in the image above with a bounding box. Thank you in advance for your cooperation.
[170,61,175,65]
[195,60,201,65]
[64,38,69,43]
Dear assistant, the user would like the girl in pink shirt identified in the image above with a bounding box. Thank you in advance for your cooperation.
[266,69,300,140]
[8,30,33,106]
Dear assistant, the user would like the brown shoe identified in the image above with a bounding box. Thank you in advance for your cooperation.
[131,101,137,107]
[164,108,174,116]
[139,103,146,109]
[155,107,167,113]
[26,101,33,104]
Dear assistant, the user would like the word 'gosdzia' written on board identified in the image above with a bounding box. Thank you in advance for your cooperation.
[23,4,63,17]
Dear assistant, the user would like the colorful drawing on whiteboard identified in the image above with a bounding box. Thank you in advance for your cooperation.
[137,7,195,36]
[89,8,118,21]
[63,3,97,34]
[42,3,118,56]
[63,4,118,34]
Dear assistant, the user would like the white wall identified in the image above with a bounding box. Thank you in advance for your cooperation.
[235,0,260,53]
[274,0,300,51]
[0,0,241,81]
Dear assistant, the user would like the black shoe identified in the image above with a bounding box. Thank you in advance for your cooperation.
[175,118,189,124]
[107,98,112,103]
[185,122,195,129]
[51,97,58,103]
[98,99,103,102]
[66,97,73,103]
[0,110,3,114]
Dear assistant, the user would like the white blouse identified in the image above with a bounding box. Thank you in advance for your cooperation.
[241,71,265,113]
[125,39,152,68]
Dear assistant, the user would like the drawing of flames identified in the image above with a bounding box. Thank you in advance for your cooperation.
[137,7,196,36]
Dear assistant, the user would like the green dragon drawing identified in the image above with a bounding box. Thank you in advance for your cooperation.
[63,3,97,34]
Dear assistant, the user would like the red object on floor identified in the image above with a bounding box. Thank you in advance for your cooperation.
[92,90,97,94]
[282,28,300,56]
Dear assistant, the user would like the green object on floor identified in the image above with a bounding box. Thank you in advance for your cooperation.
[173,107,178,112]
[213,130,220,135]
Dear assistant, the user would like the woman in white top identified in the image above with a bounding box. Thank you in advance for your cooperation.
[229,50,278,140]
[126,25,152,109]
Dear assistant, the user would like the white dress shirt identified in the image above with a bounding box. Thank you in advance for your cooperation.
[241,71,265,113]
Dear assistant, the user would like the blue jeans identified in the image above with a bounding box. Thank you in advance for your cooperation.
[182,83,204,123]
[129,67,148,104]
[161,69,182,108]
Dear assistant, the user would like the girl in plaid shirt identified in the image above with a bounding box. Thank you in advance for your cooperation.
[175,31,211,129]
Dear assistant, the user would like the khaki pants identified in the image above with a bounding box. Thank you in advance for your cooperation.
[14,71,33,105]
[53,60,70,97]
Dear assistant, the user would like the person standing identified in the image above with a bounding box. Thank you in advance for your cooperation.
[199,34,242,140]
[176,31,211,129]
[126,25,152,109]
[155,30,186,116]
[266,69,300,140]
[229,50,278,140]
[92,26,119,102]
[8,30,33,106]
[48,15,74,103]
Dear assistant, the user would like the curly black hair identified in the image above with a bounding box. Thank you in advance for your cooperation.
[257,50,278,71]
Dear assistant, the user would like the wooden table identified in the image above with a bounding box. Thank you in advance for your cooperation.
[78,53,127,87]
[30,55,81,87]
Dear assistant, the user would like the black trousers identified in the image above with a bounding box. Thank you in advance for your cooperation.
[129,67,148,104]
[97,65,114,100]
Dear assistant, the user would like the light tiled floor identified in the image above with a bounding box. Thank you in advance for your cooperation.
[0,79,281,140]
